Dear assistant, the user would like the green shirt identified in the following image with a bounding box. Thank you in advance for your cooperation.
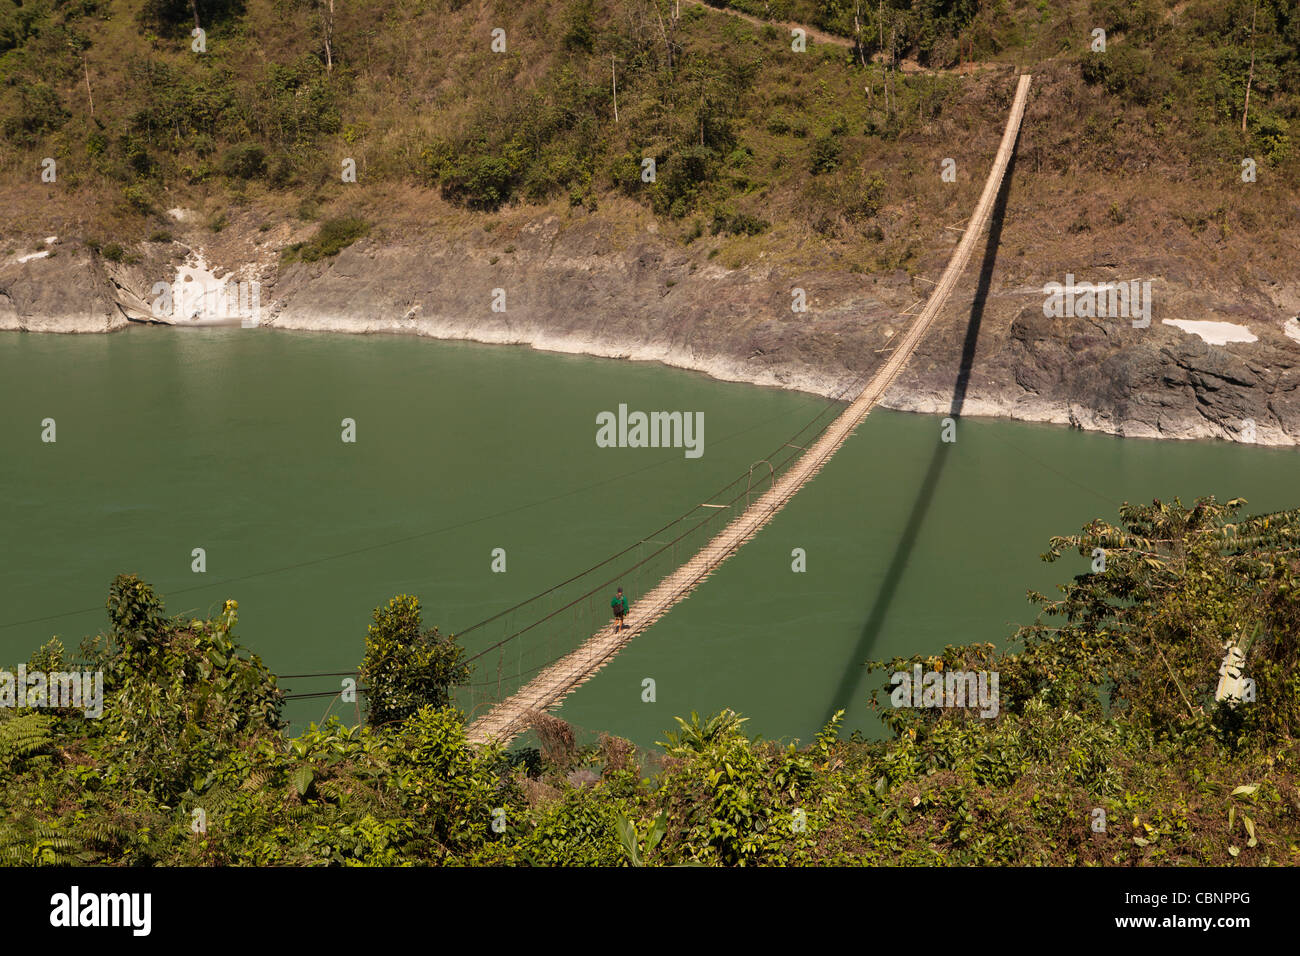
[611,595,628,614]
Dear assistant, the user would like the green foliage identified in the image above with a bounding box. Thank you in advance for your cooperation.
[562,0,597,53]
[1250,110,1291,162]
[658,709,748,756]
[423,61,612,210]
[432,147,525,210]
[651,145,719,218]
[765,112,806,137]
[123,183,155,215]
[1089,0,1164,42]
[387,706,506,855]
[253,55,341,149]
[280,216,370,264]
[811,0,979,63]
[101,241,128,261]
[809,132,842,174]
[506,790,628,866]
[137,0,246,32]
[94,575,285,801]
[614,809,666,866]
[1011,497,1300,747]
[1,82,67,146]
[0,714,55,772]
[106,572,166,648]
[358,595,469,727]
[27,637,65,674]
[709,207,769,236]
[220,142,268,180]
[0,1,49,57]
[0,0,1297,258]
[126,59,237,151]
[1080,45,1173,106]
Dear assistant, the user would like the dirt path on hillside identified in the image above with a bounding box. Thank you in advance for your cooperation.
[679,0,992,74]
[681,0,853,48]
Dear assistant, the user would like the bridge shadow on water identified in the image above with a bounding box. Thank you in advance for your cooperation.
[820,151,1019,728]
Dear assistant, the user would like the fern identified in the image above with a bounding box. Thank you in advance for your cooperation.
[0,714,55,769]
[0,821,79,866]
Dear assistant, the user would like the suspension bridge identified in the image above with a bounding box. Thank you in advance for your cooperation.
[455,74,1034,746]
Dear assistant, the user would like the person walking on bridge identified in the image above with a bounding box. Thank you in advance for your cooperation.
[611,587,629,632]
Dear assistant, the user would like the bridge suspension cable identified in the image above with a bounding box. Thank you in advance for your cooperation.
[460,75,1035,745]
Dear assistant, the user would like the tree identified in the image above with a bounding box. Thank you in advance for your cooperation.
[94,577,286,801]
[105,572,167,659]
[292,0,337,72]
[1007,497,1300,746]
[322,0,335,73]
[1243,0,1258,133]
[359,595,469,726]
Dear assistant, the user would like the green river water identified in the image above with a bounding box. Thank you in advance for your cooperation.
[1,327,1295,746]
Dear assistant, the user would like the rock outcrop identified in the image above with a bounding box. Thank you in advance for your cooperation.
[0,249,126,333]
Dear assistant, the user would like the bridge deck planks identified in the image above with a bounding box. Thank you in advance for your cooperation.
[466,75,1033,747]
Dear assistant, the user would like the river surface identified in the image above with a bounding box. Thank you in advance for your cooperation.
[1,328,1295,745]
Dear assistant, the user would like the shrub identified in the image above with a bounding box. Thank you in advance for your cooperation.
[281,216,370,264]
[842,170,886,223]
[806,168,885,236]
[1079,45,1171,106]
[710,209,769,236]
[93,575,285,801]
[219,143,268,180]
[810,133,842,174]
[2,83,69,145]
[267,152,296,188]
[359,595,469,727]
[651,146,718,218]
[1250,112,1291,163]
[562,0,596,52]
[766,113,793,135]
[439,152,522,210]
[123,184,154,215]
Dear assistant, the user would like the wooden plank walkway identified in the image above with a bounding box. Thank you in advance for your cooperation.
[466,74,1033,746]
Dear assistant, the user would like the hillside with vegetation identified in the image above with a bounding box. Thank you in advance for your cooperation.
[2,496,1299,866]
[2,0,1298,259]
